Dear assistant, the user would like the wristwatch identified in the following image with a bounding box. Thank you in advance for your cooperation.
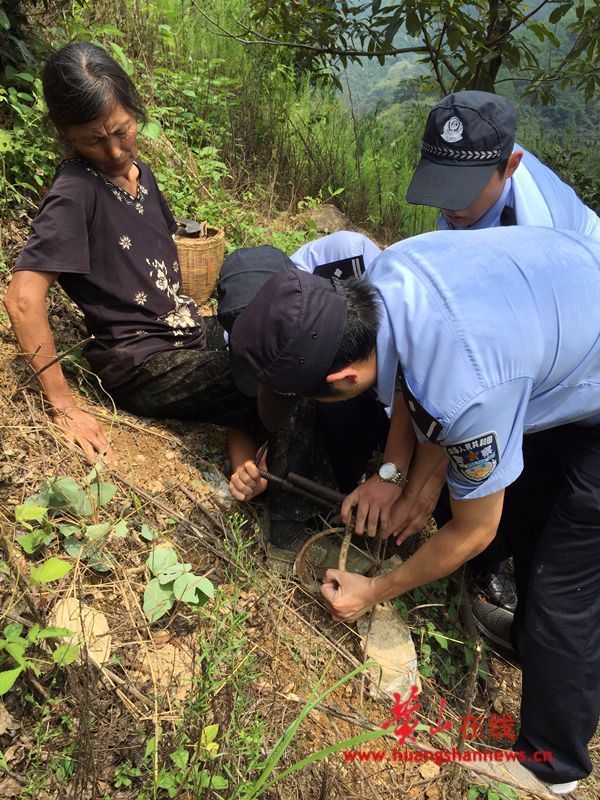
[378,462,408,488]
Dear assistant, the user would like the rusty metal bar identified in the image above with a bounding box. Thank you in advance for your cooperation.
[258,468,343,510]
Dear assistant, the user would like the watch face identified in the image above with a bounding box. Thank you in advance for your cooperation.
[379,462,397,480]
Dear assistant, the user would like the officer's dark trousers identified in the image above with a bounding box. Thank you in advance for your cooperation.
[495,423,600,782]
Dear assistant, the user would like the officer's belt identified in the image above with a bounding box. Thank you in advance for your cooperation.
[395,361,443,444]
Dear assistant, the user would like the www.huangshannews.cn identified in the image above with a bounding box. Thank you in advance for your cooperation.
[342,748,553,766]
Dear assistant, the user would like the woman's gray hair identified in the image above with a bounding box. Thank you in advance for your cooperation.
[42,41,146,129]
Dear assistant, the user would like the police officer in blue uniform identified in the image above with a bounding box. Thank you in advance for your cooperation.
[406,90,600,622]
[229,225,600,794]
[407,90,600,238]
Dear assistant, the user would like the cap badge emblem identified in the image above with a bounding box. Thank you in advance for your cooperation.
[441,116,463,143]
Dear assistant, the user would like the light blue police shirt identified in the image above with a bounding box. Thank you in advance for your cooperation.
[438,146,600,240]
[368,226,600,500]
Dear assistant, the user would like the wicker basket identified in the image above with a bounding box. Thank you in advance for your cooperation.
[175,221,226,305]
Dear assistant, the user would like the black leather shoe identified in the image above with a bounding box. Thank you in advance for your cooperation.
[471,598,514,651]
[473,569,517,612]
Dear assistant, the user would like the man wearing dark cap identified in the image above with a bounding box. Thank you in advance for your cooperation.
[230,225,600,795]
[407,90,599,238]
[217,237,388,572]
[406,91,600,626]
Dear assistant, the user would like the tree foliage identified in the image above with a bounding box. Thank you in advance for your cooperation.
[244,0,600,100]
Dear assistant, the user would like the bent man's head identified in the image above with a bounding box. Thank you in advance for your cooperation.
[406,90,523,227]
[230,269,380,430]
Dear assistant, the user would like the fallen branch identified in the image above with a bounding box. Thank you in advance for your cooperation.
[12,335,93,396]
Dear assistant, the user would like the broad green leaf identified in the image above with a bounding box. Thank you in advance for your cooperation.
[37,626,74,639]
[53,643,80,666]
[173,573,213,604]
[85,465,102,483]
[113,519,128,538]
[91,481,117,507]
[139,120,161,140]
[85,523,110,540]
[26,484,52,506]
[495,784,519,800]
[0,10,10,31]
[0,667,23,695]
[204,741,219,757]
[199,771,211,789]
[549,5,571,24]
[29,557,72,585]
[146,547,179,576]
[17,529,51,554]
[96,23,124,37]
[85,550,116,573]
[58,523,81,537]
[467,788,481,800]
[200,724,219,746]
[143,578,175,622]
[15,504,48,524]
[0,129,13,153]
[170,747,188,770]
[140,524,156,541]
[27,624,41,642]
[157,769,177,794]
[48,477,93,517]
[194,576,215,601]
[108,41,132,74]
[4,641,27,667]
[157,562,190,585]
[144,730,161,758]
[3,624,23,639]
[63,537,84,557]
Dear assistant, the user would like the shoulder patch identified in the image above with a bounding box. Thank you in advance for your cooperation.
[445,433,499,484]
[313,254,365,280]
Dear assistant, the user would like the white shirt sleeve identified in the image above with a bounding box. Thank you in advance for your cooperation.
[291,231,382,272]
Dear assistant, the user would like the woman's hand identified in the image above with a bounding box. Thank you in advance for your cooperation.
[50,405,116,465]
[320,569,380,623]
[341,474,404,538]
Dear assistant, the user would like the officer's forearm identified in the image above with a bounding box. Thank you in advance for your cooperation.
[382,394,416,473]
[227,428,259,472]
[369,517,495,601]
[403,441,449,501]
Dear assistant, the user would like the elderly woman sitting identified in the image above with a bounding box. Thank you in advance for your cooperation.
[4,41,262,468]
[5,42,388,569]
